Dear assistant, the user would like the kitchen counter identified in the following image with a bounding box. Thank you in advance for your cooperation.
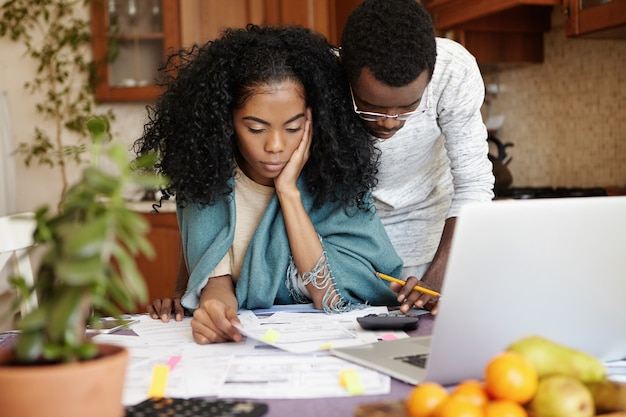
[125,199,176,213]
[606,186,626,196]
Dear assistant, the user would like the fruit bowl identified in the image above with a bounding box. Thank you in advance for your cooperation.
[353,400,626,417]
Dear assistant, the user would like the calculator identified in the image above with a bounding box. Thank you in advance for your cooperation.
[125,397,268,417]
[356,312,420,331]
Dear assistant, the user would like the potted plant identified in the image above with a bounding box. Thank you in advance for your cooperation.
[0,116,163,417]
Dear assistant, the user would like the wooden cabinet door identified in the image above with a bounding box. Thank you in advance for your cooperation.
[131,212,181,313]
[180,0,264,47]
[424,1,557,66]
[564,0,626,38]
[264,0,362,46]
[91,0,181,102]
[180,0,363,49]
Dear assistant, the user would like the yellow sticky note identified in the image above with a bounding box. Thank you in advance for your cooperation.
[339,370,365,395]
[148,364,170,398]
[261,328,280,344]
[318,343,333,350]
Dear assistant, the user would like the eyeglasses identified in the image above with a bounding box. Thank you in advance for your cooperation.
[349,85,430,122]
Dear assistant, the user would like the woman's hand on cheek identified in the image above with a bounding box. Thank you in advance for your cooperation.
[274,107,312,193]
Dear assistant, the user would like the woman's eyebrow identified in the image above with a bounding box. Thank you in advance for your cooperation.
[242,116,270,125]
[284,113,305,124]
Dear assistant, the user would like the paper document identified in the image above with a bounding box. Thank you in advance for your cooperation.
[605,359,626,383]
[235,307,406,353]
[93,308,408,405]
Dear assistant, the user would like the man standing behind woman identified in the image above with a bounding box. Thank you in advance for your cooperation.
[135,24,403,343]
[340,0,495,314]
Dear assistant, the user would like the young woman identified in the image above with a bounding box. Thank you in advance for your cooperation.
[134,25,403,344]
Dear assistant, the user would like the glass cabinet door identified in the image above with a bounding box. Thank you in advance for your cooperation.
[580,0,614,9]
[91,0,181,102]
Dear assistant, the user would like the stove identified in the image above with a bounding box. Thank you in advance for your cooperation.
[496,187,608,200]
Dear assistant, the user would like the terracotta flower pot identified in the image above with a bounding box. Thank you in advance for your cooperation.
[0,344,129,417]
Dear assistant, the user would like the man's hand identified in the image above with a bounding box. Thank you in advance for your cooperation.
[393,217,457,315]
[390,276,440,314]
[147,296,185,322]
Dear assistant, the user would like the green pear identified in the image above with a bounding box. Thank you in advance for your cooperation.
[529,375,595,417]
[506,335,606,383]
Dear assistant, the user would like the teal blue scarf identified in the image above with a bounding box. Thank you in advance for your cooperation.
[179,176,403,311]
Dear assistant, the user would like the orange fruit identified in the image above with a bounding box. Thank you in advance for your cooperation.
[484,400,528,417]
[484,351,538,404]
[450,379,489,407]
[406,382,450,417]
[432,396,485,417]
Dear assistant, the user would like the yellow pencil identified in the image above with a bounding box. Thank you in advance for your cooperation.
[375,271,441,297]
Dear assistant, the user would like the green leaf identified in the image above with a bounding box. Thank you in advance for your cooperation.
[61,216,107,259]
[54,256,107,286]
[96,277,134,314]
[42,342,64,362]
[91,295,124,318]
[46,287,86,343]
[14,330,45,363]
[15,306,47,332]
[112,244,147,305]
[85,116,110,144]
[76,342,98,360]
[82,166,120,195]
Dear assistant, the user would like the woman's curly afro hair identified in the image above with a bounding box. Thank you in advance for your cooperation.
[135,24,379,211]
[340,0,437,87]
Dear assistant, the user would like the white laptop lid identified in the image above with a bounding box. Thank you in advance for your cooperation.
[332,196,626,386]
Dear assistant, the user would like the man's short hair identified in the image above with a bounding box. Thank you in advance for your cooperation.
[341,0,437,87]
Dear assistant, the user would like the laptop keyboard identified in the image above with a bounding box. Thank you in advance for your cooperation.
[395,353,429,368]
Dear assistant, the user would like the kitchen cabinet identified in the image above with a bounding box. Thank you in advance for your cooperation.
[563,0,626,38]
[130,211,181,313]
[263,0,362,47]
[179,0,264,47]
[91,0,362,102]
[423,0,559,66]
[90,0,181,102]
[180,0,361,49]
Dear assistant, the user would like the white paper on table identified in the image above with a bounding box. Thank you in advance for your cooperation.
[236,307,410,353]
[217,351,390,399]
[234,315,354,353]
[605,359,626,383]
[94,307,402,404]
[131,314,196,345]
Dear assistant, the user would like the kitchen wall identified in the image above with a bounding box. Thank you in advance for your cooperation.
[482,7,626,189]
[0,4,151,214]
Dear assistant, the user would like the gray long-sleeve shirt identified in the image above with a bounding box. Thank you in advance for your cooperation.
[373,38,495,270]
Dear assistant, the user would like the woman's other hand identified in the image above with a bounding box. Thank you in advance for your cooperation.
[190,275,242,344]
[147,296,185,322]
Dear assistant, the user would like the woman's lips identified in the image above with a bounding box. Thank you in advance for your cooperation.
[261,162,285,172]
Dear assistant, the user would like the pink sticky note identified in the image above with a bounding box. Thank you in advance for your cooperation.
[380,333,398,341]
[166,355,182,370]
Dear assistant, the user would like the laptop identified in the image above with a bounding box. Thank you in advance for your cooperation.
[331,196,626,385]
